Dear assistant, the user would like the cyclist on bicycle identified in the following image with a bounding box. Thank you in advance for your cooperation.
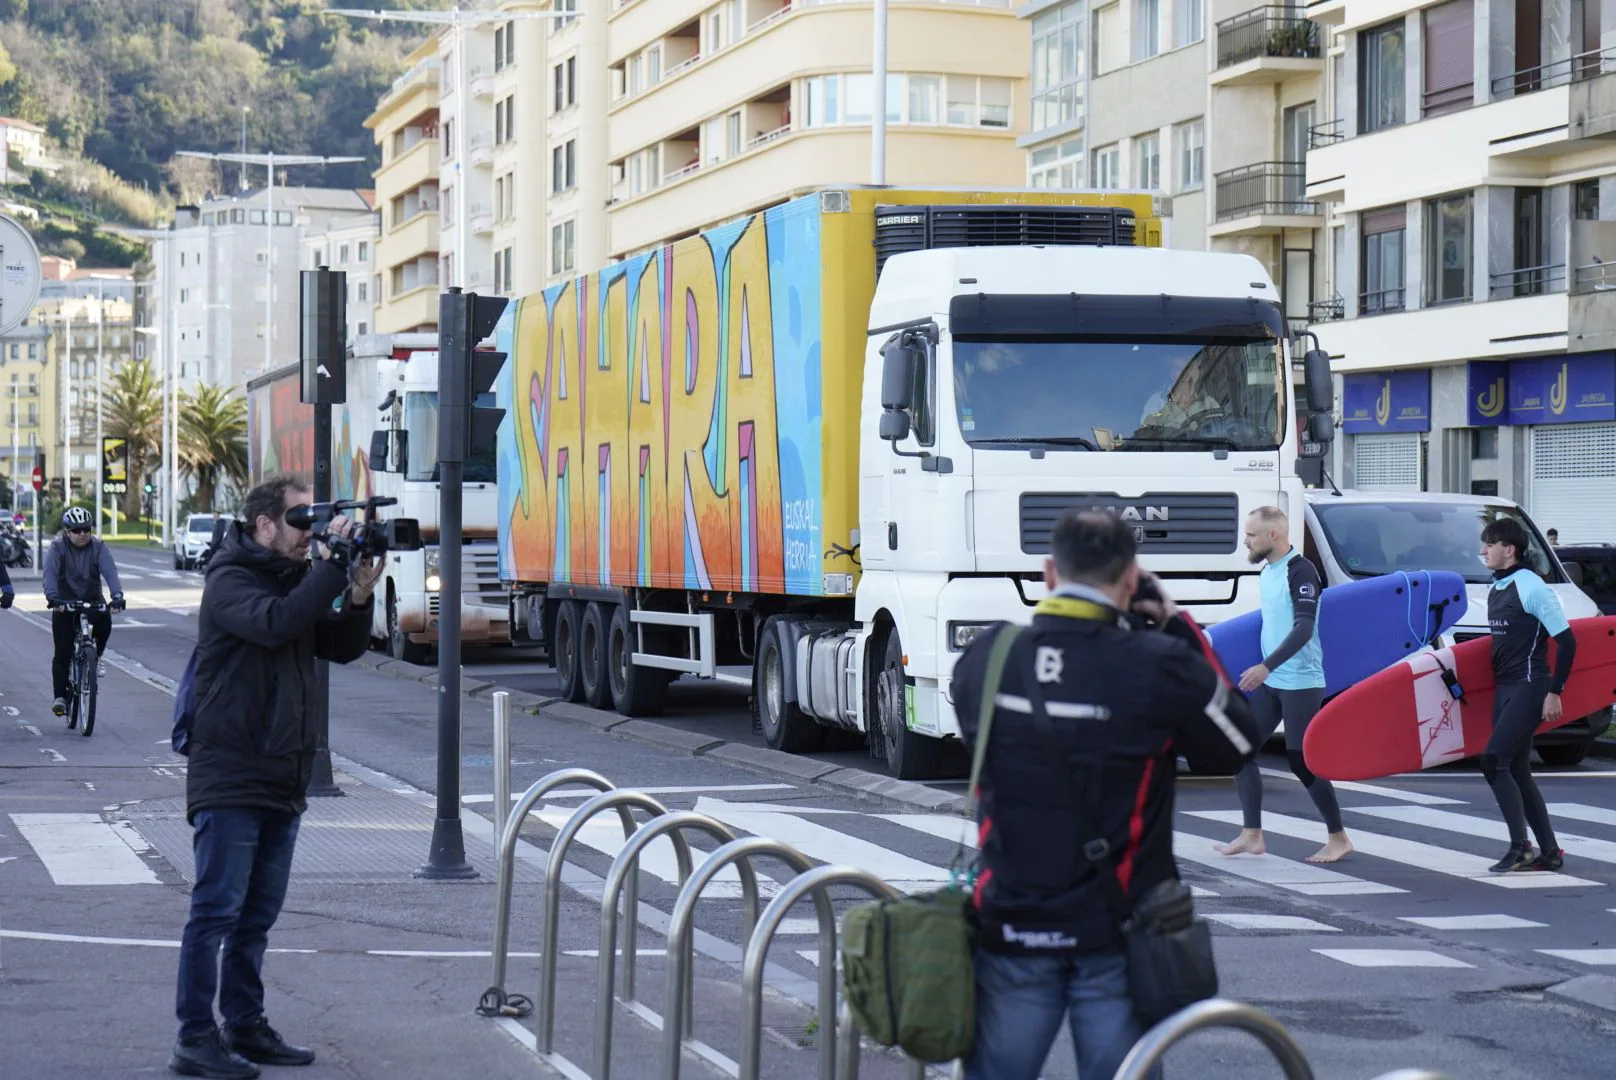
[44,506,125,716]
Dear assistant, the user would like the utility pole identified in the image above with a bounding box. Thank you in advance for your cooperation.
[60,308,70,505]
[873,0,888,185]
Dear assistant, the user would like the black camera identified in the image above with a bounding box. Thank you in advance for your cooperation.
[1129,574,1166,629]
[285,496,422,566]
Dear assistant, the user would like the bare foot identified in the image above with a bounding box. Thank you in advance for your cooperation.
[1306,833,1353,864]
[1215,830,1265,857]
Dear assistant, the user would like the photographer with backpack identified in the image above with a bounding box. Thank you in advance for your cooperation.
[168,475,383,1080]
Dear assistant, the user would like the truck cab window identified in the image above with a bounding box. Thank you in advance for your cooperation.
[909,340,935,447]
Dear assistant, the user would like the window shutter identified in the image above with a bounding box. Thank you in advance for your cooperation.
[1423,0,1474,116]
[1362,205,1407,235]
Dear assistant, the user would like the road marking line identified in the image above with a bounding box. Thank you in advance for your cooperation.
[1400,914,1546,930]
[2,705,18,716]
[1314,949,1473,968]
[1547,803,1616,828]
[1171,830,1404,896]
[465,783,796,804]
[1538,949,1616,965]
[21,725,40,736]
[1188,809,1598,889]
[1258,768,1464,806]
[40,749,65,763]
[1203,913,1341,932]
[1349,804,1616,867]
[8,813,161,885]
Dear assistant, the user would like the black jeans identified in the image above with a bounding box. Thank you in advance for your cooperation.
[175,808,302,1039]
[51,608,111,699]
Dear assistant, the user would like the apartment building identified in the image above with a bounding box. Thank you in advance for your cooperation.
[302,211,382,341]
[0,312,56,508]
[367,41,444,334]
[36,295,136,495]
[1304,0,1616,541]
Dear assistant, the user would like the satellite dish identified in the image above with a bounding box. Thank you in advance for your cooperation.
[0,213,42,339]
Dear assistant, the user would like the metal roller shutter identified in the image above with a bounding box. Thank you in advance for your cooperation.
[1353,433,1423,491]
[1530,423,1616,544]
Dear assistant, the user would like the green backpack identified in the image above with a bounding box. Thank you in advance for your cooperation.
[838,626,1021,1063]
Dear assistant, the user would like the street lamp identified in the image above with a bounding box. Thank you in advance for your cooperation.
[174,150,364,377]
[326,6,568,291]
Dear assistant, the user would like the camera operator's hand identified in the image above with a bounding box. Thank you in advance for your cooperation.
[350,556,383,604]
[1130,564,1180,624]
[317,514,356,560]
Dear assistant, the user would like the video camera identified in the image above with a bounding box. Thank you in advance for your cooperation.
[285,496,422,566]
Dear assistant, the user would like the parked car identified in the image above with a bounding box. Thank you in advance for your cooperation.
[173,513,219,570]
[1554,544,1616,615]
[1300,489,1611,768]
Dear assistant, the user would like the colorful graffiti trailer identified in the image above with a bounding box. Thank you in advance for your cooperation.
[497,195,836,598]
[246,363,375,501]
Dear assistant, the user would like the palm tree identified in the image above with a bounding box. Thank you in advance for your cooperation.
[178,384,248,513]
[101,357,163,521]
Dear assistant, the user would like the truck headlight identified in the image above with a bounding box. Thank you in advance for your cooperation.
[424,549,440,577]
[425,573,441,592]
[948,622,995,651]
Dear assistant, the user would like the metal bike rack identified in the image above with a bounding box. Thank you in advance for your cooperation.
[1114,998,1315,1080]
[833,1000,927,1080]
[537,788,694,1055]
[662,836,822,1080]
[491,691,511,847]
[481,766,623,1019]
[593,812,760,1080]
[738,864,901,1080]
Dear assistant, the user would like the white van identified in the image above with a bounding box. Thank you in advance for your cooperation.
[1299,488,1611,766]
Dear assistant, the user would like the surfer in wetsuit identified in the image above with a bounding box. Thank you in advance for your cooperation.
[1480,517,1573,873]
[1216,505,1355,864]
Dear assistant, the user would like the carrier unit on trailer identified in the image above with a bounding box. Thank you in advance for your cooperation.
[246,333,512,663]
[492,186,1334,778]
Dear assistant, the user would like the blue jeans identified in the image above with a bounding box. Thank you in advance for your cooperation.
[965,948,1154,1080]
[175,808,301,1038]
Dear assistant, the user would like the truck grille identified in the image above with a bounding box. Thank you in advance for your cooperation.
[874,205,1137,276]
[1020,492,1240,555]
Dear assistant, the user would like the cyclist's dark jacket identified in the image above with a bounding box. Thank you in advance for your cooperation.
[43,535,122,605]
[952,595,1260,955]
[186,523,373,822]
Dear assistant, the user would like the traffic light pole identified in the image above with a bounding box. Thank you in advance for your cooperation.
[306,396,342,798]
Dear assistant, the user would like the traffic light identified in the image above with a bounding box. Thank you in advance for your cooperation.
[300,267,348,406]
[438,289,509,464]
[143,480,154,495]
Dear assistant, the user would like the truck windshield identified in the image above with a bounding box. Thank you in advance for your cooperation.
[1311,500,1564,584]
[403,391,499,484]
[952,337,1284,452]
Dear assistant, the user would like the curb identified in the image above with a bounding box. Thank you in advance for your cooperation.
[346,651,971,816]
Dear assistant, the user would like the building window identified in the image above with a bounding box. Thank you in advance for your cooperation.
[552,140,576,192]
[494,26,506,71]
[1175,118,1204,189]
[502,247,514,294]
[1425,191,1473,305]
[359,241,370,262]
[552,0,577,32]
[1031,2,1085,134]
[1133,0,1161,61]
[1575,179,1600,220]
[1092,144,1120,188]
[1135,132,1160,190]
[1175,0,1204,48]
[1360,204,1407,314]
[727,111,742,156]
[339,243,350,265]
[946,75,1012,127]
[506,21,516,66]
[494,96,516,145]
[357,281,368,302]
[1422,0,1474,117]
[553,57,576,112]
[551,219,576,275]
[357,321,368,336]
[804,75,842,127]
[1030,137,1086,188]
[1359,19,1406,133]
[442,118,454,159]
[908,75,941,125]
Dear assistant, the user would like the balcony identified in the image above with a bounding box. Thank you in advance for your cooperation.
[469,200,494,235]
[469,62,495,99]
[1311,291,1567,372]
[1489,45,1616,103]
[1211,7,1324,87]
[1308,295,1345,323]
[1489,263,1568,301]
[1569,220,1616,350]
[1208,161,1321,237]
[468,131,494,169]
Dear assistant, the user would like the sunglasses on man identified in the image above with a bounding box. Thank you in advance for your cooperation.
[68,526,92,535]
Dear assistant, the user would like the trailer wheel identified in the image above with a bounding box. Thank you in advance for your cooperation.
[876,630,945,781]
[752,618,825,753]
[579,602,613,709]
[553,600,585,703]
[607,604,667,716]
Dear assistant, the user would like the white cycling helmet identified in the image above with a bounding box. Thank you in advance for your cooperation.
[62,506,93,530]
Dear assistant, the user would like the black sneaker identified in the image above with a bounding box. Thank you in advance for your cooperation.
[1489,843,1535,873]
[169,1030,260,1079]
[222,1018,316,1067]
[1529,848,1566,872]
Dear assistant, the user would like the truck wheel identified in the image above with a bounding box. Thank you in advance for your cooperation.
[753,618,824,752]
[388,591,432,665]
[608,604,666,716]
[553,600,585,703]
[579,602,613,709]
[1537,740,1591,768]
[876,630,945,781]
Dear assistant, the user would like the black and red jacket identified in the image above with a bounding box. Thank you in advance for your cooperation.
[951,600,1259,955]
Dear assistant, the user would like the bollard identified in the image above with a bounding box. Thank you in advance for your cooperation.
[593,812,758,1080]
[662,837,819,1080]
[1114,998,1315,1080]
[537,788,691,1055]
[738,865,900,1080]
[491,691,511,849]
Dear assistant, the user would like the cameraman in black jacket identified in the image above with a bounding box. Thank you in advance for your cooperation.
[953,510,1260,1080]
[169,475,382,1080]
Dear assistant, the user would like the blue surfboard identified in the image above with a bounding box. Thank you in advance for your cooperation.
[1205,569,1468,698]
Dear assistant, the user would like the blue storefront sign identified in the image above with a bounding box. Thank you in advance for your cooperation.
[1342,369,1432,433]
[1505,352,1616,425]
[1466,360,1509,427]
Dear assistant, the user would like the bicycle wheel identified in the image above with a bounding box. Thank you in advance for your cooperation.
[64,651,79,730]
[77,644,97,737]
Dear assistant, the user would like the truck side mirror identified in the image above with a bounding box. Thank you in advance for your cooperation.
[879,410,911,441]
[1303,348,1333,413]
[1296,456,1326,488]
[1306,412,1334,443]
[879,336,918,445]
[368,430,389,472]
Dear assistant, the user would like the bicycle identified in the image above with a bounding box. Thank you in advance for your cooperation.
[58,600,107,737]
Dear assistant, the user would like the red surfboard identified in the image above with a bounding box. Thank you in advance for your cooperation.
[1303,617,1616,782]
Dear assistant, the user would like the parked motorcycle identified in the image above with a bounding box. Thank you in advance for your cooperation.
[0,521,31,568]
